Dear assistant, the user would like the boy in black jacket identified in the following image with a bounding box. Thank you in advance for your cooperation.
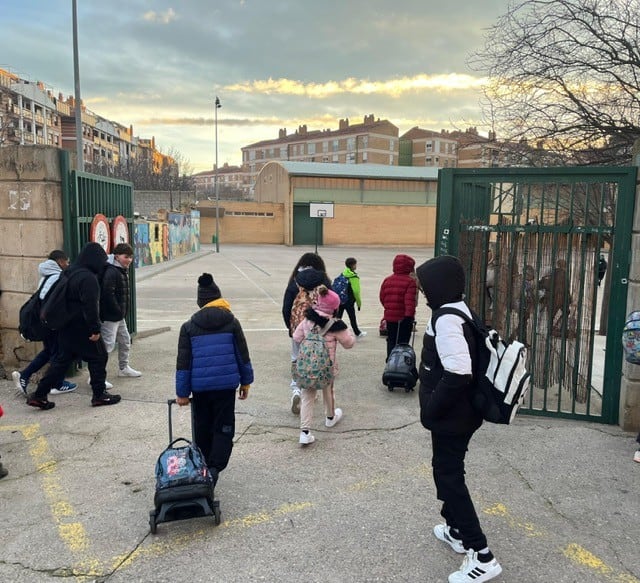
[27,242,120,410]
[416,256,502,583]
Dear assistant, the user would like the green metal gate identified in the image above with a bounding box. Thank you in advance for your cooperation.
[59,150,137,335]
[436,167,637,424]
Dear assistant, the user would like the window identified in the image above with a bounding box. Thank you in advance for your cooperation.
[347,152,356,163]
[280,146,287,159]
[308,142,316,155]
[347,137,356,151]
[426,142,432,152]
[323,141,328,153]
[362,152,367,162]
[332,139,339,152]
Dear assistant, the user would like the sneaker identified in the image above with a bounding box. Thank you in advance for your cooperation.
[118,366,142,377]
[291,388,301,415]
[87,378,114,389]
[50,380,78,395]
[434,523,466,554]
[26,395,55,410]
[91,392,122,407]
[299,431,315,445]
[357,331,368,339]
[634,449,640,463]
[325,407,343,428]
[12,371,28,396]
[448,550,502,583]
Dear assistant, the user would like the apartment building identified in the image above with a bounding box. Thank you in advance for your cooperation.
[1,67,169,178]
[399,127,458,168]
[241,114,399,192]
[193,163,249,199]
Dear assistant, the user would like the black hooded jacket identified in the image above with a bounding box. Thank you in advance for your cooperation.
[64,242,108,335]
[415,256,482,435]
[101,262,129,322]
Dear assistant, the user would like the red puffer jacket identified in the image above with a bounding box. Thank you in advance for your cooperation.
[379,254,417,323]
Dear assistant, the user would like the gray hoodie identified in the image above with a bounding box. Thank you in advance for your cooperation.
[37,259,63,299]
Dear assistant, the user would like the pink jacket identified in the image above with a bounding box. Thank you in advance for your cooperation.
[293,311,355,375]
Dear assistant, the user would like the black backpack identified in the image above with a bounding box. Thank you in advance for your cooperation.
[39,270,75,331]
[18,275,55,341]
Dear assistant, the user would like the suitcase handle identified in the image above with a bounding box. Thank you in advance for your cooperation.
[166,398,195,444]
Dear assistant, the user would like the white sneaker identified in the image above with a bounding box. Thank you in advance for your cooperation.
[87,378,114,389]
[325,407,343,428]
[291,388,301,414]
[357,331,368,339]
[12,371,28,395]
[299,431,315,445]
[634,449,640,463]
[118,366,142,377]
[448,550,502,583]
[433,524,466,554]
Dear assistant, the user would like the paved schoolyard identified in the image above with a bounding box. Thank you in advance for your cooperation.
[0,244,638,582]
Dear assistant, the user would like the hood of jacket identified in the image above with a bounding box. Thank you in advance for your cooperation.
[392,254,415,275]
[190,298,234,330]
[295,267,326,290]
[38,259,62,279]
[303,306,348,333]
[416,255,465,309]
[74,242,108,275]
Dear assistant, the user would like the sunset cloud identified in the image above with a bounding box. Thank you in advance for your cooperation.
[224,74,488,98]
[142,8,177,24]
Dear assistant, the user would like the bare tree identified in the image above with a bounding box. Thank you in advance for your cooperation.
[470,0,640,166]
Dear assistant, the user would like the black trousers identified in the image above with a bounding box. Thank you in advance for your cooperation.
[191,389,236,474]
[35,325,108,399]
[431,431,487,552]
[385,319,413,359]
[337,300,361,336]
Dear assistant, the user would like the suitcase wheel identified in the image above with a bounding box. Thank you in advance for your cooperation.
[149,510,158,534]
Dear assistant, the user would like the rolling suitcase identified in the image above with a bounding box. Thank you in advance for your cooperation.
[149,399,221,533]
[382,324,418,392]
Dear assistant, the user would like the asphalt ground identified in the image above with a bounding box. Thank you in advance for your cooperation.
[0,244,638,583]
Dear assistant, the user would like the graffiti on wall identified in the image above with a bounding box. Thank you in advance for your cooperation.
[133,210,200,268]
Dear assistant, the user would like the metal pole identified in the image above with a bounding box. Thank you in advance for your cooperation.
[72,0,84,171]
[214,96,221,253]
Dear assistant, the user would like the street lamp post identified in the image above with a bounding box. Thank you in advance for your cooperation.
[72,0,84,171]
[214,96,221,253]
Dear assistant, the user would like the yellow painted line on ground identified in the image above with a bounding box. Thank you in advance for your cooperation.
[113,501,315,570]
[482,502,545,538]
[563,544,640,583]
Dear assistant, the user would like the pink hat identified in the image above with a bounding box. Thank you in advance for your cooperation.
[315,288,340,315]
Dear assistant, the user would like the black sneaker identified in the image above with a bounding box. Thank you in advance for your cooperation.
[27,394,55,410]
[91,392,121,407]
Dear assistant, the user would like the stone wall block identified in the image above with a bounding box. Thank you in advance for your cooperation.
[0,182,63,220]
[0,145,62,182]
[0,219,63,257]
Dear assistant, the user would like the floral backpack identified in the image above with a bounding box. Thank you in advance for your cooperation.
[295,318,336,391]
[290,286,318,335]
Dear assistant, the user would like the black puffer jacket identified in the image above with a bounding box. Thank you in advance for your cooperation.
[100,262,129,322]
[416,256,482,435]
[64,242,108,335]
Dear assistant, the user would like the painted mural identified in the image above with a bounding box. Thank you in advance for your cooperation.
[133,210,200,268]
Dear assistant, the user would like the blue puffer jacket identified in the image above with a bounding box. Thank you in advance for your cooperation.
[176,298,254,397]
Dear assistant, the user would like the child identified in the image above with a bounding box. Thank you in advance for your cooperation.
[415,255,502,583]
[0,403,7,479]
[292,285,355,445]
[100,243,141,379]
[175,273,254,487]
[337,257,366,339]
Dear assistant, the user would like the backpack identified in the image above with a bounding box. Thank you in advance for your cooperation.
[332,274,350,305]
[39,270,76,331]
[432,307,531,424]
[155,438,213,493]
[294,318,336,391]
[18,275,55,341]
[290,286,318,335]
[622,311,640,364]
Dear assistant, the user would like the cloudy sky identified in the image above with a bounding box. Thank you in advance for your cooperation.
[2,0,511,172]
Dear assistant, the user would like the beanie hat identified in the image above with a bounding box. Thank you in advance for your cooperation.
[314,285,340,315]
[197,273,221,307]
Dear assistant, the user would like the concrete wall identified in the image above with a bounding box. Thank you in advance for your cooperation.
[134,190,196,218]
[0,146,65,373]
